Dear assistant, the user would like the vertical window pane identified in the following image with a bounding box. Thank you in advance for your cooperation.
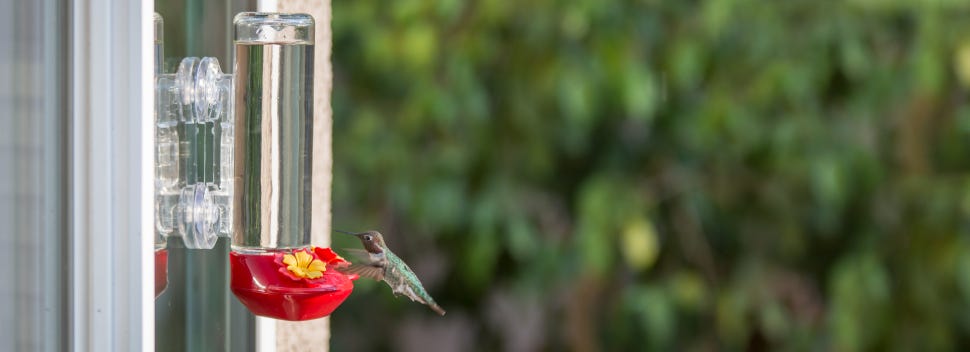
[0,0,67,350]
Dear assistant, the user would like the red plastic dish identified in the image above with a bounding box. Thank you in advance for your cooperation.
[229,247,357,321]
[155,248,168,298]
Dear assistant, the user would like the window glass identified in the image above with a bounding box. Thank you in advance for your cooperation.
[0,0,68,351]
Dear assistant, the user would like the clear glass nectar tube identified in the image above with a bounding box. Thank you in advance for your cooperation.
[231,13,315,250]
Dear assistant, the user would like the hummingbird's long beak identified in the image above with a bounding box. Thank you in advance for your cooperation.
[333,229,359,236]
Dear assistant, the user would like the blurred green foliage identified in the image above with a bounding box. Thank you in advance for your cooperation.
[329,0,970,350]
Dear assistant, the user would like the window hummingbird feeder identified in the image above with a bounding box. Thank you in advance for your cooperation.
[151,12,356,318]
[227,12,356,321]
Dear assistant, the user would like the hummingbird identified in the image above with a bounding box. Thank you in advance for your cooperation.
[336,230,446,316]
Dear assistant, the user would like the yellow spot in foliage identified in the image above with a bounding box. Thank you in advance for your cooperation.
[622,218,659,272]
[955,43,970,87]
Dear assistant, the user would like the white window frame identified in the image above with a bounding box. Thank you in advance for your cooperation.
[70,0,154,350]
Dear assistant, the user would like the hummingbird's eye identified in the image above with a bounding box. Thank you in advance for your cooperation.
[363,235,372,241]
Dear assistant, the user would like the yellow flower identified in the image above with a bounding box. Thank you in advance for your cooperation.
[282,250,327,279]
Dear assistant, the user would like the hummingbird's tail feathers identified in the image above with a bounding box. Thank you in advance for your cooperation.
[430,304,446,316]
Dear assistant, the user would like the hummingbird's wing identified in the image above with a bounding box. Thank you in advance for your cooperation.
[339,248,385,281]
[341,248,371,261]
[344,263,384,281]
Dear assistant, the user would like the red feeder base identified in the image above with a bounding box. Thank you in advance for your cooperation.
[229,248,356,321]
[155,248,168,298]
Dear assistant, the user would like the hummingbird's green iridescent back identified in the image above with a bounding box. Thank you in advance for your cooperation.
[384,250,441,309]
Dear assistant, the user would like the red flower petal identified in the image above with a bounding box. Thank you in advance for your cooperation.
[278,267,306,281]
[312,246,349,266]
